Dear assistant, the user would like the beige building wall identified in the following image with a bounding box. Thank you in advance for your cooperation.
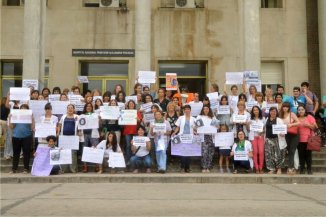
[1,0,310,95]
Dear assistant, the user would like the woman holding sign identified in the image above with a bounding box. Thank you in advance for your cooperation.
[57,104,79,173]
[80,103,100,173]
[172,105,196,173]
[279,102,300,175]
[9,104,34,174]
[249,106,265,174]
[264,107,287,174]
[230,101,250,139]
[102,100,121,145]
[230,131,253,174]
[150,111,172,173]
[196,105,219,173]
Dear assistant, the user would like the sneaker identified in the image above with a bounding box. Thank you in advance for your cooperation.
[219,168,224,174]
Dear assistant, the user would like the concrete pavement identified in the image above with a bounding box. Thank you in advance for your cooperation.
[1,183,326,216]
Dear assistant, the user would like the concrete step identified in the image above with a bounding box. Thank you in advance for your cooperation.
[1,173,326,185]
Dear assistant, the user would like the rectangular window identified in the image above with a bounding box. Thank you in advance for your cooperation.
[261,61,284,94]
[261,0,283,8]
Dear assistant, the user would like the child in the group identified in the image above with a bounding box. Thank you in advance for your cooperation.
[218,124,232,173]
[130,126,152,173]
[231,131,253,174]
[96,131,122,174]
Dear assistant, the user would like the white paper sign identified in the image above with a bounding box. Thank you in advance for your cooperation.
[210,99,219,110]
[81,147,104,164]
[125,96,138,104]
[206,92,219,100]
[153,123,167,133]
[93,96,103,103]
[51,101,70,115]
[217,105,231,115]
[29,100,47,120]
[214,132,234,147]
[69,95,83,104]
[133,136,147,147]
[75,103,85,112]
[108,152,126,168]
[172,134,194,144]
[225,72,244,85]
[50,149,72,165]
[48,94,61,102]
[234,150,249,161]
[266,103,279,113]
[246,101,258,111]
[119,110,137,125]
[10,109,33,123]
[78,76,89,83]
[244,71,259,80]
[246,79,262,92]
[233,114,247,123]
[141,102,153,113]
[100,106,120,120]
[58,135,79,150]
[272,124,287,135]
[250,122,264,132]
[78,114,99,129]
[35,122,57,138]
[189,102,203,117]
[138,71,156,84]
[23,80,38,90]
[117,102,125,110]
[144,113,155,123]
[10,87,30,101]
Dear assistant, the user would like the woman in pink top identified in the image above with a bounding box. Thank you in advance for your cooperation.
[297,105,317,175]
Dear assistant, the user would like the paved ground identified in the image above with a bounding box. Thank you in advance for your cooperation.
[1,183,326,216]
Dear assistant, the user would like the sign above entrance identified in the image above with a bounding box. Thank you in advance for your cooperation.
[72,49,135,57]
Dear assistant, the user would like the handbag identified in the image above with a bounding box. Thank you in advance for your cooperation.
[307,128,321,152]
[287,113,298,134]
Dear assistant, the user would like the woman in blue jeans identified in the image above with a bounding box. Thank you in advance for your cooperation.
[150,110,172,173]
[9,104,34,174]
[130,126,152,173]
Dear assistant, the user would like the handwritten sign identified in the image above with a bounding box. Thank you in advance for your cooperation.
[10,109,33,124]
[141,103,153,113]
[234,150,249,161]
[133,136,147,147]
[250,122,264,132]
[81,147,104,164]
[48,94,61,102]
[232,114,247,123]
[226,72,244,85]
[100,106,120,120]
[138,71,156,84]
[108,152,126,168]
[215,132,234,147]
[58,135,79,150]
[144,113,155,123]
[153,123,167,133]
[35,122,57,138]
[217,105,231,115]
[78,114,99,129]
[125,95,138,104]
[10,87,30,101]
[23,80,38,90]
[119,110,137,125]
[272,124,287,135]
[171,143,201,157]
[51,101,70,115]
[189,102,203,117]
[29,100,48,121]
[266,103,279,113]
[78,76,89,83]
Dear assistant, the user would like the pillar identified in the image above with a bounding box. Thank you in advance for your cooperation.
[135,0,151,73]
[239,0,261,73]
[23,0,46,89]
[318,0,326,96]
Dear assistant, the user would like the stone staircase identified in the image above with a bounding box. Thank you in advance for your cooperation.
[1,147,326,173]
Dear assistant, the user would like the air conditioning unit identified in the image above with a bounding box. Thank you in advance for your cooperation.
[99,0,119,8]
[175,0,195,8]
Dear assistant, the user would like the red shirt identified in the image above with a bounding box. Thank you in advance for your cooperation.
[122,111,142,135]
[298,115,316,143]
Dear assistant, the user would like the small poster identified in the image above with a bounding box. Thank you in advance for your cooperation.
[166,73,177,90]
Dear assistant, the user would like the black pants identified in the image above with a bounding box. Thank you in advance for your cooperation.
[298,142,312,171]
[12,136,33,171]
[233,160,251,170]
[181,157,190,170]
[285,133,299,169]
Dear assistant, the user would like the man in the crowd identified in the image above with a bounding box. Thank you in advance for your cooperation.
[285,86,313,114]
[276,85,290,102]
[301,82,319,116]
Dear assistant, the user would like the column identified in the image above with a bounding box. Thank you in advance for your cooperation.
[318,0,326,96]
[239,0,261,72]
[23,0,46,88]
[135,0,151,73]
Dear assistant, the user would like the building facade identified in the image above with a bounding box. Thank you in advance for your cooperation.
[0,0,325,97]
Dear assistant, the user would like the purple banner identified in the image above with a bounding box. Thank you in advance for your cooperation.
[31,147,53,176]
[171,143,202,157]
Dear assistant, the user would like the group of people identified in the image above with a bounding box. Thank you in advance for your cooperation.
[0,79,325,175]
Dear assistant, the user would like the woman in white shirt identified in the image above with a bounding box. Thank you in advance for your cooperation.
[230,101,250,139]
[230,131,253,174]
[172,105,196,173]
